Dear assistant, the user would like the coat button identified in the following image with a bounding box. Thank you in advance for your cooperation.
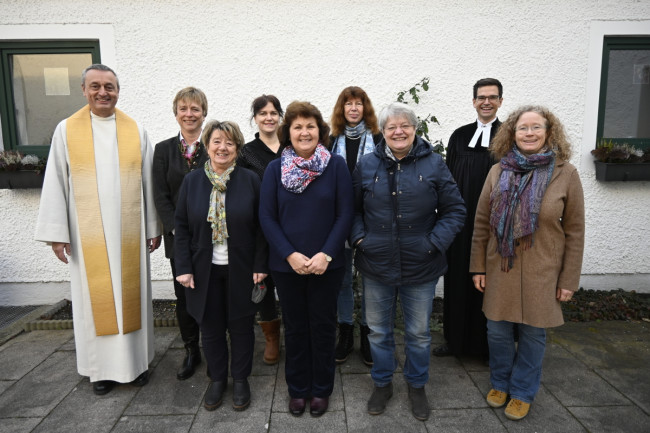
[392,192,396,195]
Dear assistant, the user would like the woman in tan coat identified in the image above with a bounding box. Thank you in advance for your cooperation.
[470,105,584,421]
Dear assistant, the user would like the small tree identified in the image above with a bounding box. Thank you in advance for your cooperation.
[396,77,445,157]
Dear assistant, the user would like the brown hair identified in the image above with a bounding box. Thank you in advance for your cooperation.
[278,101,330,148]
[490,105,572,161]
[201,120,245,156]
[250,94,283,122]
[330,86,379,136]
[173,87,208,117]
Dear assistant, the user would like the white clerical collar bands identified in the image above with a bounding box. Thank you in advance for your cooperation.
[468,119,496,148]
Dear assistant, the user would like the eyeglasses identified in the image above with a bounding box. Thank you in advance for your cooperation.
[344,101,363,108]
[515,125,547,133]
[475,95,501,102]
[384,124,414,133]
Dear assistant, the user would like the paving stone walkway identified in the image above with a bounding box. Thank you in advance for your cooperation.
[0,320,648,432]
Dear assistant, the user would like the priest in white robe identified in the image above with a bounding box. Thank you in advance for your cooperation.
[35,64,162,395]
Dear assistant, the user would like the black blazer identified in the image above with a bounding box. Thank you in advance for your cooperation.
[152,135,208,259]
[174,166,269,322]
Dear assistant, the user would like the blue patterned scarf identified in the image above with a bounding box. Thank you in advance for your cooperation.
[489,147,555,270]
[280,144,331,194]
[331,121,375,163]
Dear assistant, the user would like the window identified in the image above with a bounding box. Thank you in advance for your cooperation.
[597,36,650,150]
[0,40,100,157]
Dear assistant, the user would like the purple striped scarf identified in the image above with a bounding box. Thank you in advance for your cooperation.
[489,147,555,270]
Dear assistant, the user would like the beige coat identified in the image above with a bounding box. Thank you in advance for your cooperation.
[470,159,585,328]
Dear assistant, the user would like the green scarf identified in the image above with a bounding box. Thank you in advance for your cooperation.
[204,161,235,244]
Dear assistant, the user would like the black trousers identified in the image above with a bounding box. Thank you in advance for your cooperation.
[200,264,255,382]
[273,267,344,398]
[170,259,200,347]
[257,274,279,321]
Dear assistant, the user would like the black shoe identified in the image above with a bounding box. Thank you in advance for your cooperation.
[432,343,452,357]
[289,398,306,416]
[232,378,251,411]
[367,383,393,415]
[204,380,226,411]
[334,323,354,364]
[92,380,116,396]
[310,396,329,417]
[360,325,373,366]
[177,344,202,380]
[408,384,430,421]
[130,370,149,387]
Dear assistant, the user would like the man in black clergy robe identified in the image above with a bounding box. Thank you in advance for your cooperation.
[433,78,503,358]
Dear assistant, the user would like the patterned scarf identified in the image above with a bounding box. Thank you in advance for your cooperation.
[489,146,555,270]
[204,161,235,244]
[280,144,331,193]
[331,121,376,163]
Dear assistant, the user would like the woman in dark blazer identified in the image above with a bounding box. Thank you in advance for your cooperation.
[152,87,209,380]
[175,120,269,412]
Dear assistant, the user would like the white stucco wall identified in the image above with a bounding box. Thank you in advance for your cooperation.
[1,1,649,304]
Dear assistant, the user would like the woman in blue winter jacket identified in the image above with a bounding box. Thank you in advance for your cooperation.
[350,102,466,421]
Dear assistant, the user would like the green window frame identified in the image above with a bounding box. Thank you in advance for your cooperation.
[597,36,650,150]
[0,40,100,158]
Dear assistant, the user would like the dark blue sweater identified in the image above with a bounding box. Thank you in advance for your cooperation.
[259,154,353,273]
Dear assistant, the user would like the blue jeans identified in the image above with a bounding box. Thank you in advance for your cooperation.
[364,276,437,387]
[487,320,547,403]
[336,248,366,326]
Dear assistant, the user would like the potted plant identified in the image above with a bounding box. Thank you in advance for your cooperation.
[591,140,650,182]
[0,151,46,189]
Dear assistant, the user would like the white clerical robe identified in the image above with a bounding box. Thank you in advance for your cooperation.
[35,112,161,383]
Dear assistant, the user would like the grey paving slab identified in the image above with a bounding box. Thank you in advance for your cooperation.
[498,386,587,433]
[31,380,136,433]
[596,367,650,415]
[268,411,347,433]
[542,341,629,407]
[568,405,650,433]
[427,408,507,432]
[112,414,194,433]
[342,373,428,433]
[429,371,487,409]
[0,350,80,418]
[252,340,281,377]
[125,349,207,416]
[189,376,276,432]
[272,365,344,413]
[548,322,650,370]
[0,380,13,395]
[152,326,182,367]
[0,417,41,433]
[0,330,73,380]
[191,408,271,433]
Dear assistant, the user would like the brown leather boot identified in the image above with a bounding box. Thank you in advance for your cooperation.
[259,318,281,365]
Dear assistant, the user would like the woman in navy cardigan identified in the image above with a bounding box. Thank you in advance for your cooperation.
[259,101,353,417]
[175,120,268,412]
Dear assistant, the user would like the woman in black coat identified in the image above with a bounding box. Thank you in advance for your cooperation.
[152,87,209,380]
[175,120,269,412]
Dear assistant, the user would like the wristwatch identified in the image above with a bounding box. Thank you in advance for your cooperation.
[324,253,332,262]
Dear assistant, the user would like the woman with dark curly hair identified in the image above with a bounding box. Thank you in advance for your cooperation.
[329,86,382,367]
[470,105,585,421]
[259,101,353,417]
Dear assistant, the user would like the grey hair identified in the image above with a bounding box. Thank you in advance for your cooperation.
[81,64,120,90]
[378,102,418,130]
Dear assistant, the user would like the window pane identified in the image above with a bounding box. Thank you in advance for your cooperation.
[11,53,91,146]
[602,49,650,138]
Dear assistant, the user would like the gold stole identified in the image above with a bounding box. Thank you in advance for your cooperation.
[67,105,142,336]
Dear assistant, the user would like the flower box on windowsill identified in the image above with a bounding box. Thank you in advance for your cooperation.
[594,161,650,182]
[0,170,45,189]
